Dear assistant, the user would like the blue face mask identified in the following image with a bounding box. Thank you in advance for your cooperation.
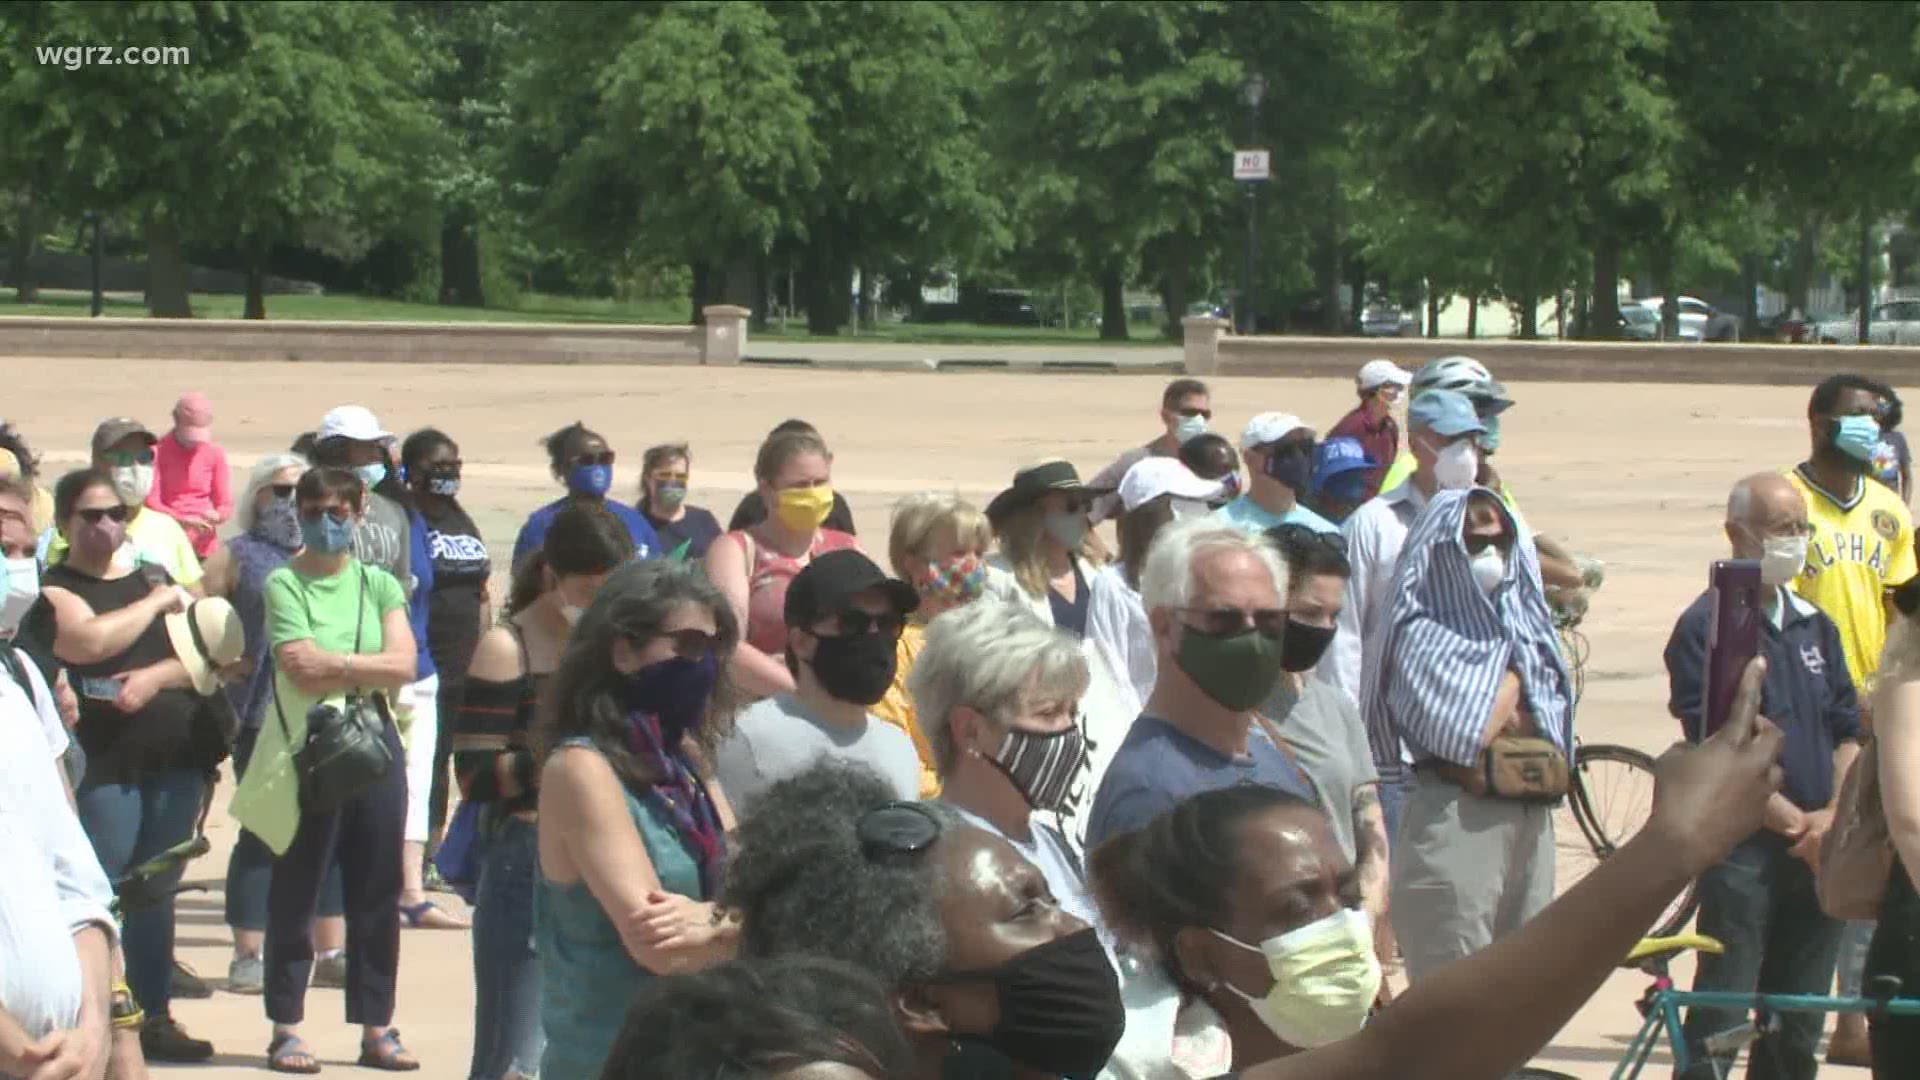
[567,463,612,498]
[1832,415,1883,464]
[354,462,388,492]
[1477,414,1503,453]
[299,514,357,555]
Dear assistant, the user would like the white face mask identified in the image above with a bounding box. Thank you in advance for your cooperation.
[0,556,37,636]
[560,603,584,627]
[1431,438,1478,491]
[1755,532,1810,588]
[1174,414,1209,444]
[1470,545,1506,595]
[110,463,153,506]
[1212,908,1382,1048]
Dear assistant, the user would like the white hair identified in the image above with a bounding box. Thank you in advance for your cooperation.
[909,598,1090,776]
[1139,517,1288,613]
[240,453,309,529]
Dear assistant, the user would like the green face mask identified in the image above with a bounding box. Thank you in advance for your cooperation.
[1175,625,1287,711]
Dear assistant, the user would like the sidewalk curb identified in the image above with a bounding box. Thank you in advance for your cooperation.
[744,356,1182,375]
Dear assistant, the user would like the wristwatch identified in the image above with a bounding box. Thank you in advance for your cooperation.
[110,981,144,1030]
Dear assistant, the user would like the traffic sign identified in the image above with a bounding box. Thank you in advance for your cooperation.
[1233,149,1270,182]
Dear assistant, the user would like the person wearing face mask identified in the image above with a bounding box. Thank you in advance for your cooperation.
[1661,472,1860,1080]
[984,460,1109,641]
[726,419,859,536]
[1177,433,1242,502]
[1325,360,1410,505]
[1215,415,1338,537]
[637,441,722,561]
[226,466,420,1074]
[1367,489,1571,985]
[146,392,233,560]
[307,407,413,596]
[729,760,1129,1080]
[1087,378,1214,526]
[1086,519,1319,850]
[512,421,662,570]
[453,503,631,1080]
[1259,525,1389,970]
[877,492,997,797]
[41,419,204,593]
[534,559,743,1079]
[1304,438,1375,527]
[712,549,922,811]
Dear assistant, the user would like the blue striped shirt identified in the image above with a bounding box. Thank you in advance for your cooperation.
[1363,489,1573,771]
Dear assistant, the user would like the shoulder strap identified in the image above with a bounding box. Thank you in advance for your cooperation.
[505,621,533,679]
[353,565,368,656]
[0,643,38,711]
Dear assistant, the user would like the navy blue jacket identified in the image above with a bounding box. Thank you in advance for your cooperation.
[1664,587,1861,811]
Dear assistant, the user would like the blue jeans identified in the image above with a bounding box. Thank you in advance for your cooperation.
[75,768,209,1017]
[1838,918,1874,996]
[469,816,543,1080]
[225,726,344,932]
[1677,837,1842,1080]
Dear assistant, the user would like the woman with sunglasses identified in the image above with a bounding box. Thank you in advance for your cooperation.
[636,442,723,562]
[512,422,661,570]
[533,558,743,1080]
[41,418,205,592]
[16,468,217,1062]
[201,453,313,993]
[984,459,1108,641]
[229,467,421,1074]
[451,503,631,1080]
[704,427,858,698]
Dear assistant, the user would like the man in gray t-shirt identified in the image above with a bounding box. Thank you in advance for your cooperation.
[713,548,923,814]
[1265,677,1379,862]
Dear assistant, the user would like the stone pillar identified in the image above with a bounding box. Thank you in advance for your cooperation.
[1182,315,1228,375]
[701,304,751,365]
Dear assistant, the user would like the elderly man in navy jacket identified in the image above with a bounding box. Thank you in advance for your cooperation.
[1664,471,1862,1080]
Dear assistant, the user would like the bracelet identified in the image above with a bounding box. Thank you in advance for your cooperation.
[109,981,144,1030]
[341,654,353,681]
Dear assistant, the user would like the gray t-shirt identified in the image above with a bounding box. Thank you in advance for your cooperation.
[714,694,921,813]
[357,492,413,594]
[1265,678,1379,862]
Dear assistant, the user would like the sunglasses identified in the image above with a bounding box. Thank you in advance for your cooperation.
[660,628,723,658]
[104,449,156,467]
[1176,606,1288,639]
[1175,406,1213,420]
[817,609,907,639]
[1464,532,1511,556]
[1269,522,1346,557]
[572,450,616,468]
[299,505,353,524]
[856,802,942,859]
[76,505,131,525]
[269,483,297,499]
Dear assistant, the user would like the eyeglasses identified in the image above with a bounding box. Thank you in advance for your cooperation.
[818,609,907,639]
[299,504,353,524]
[856,802,942,859]
[1175,406,1213,420]
[76,505,131,525]
[1175,606,1288,639]
[103,449,155,467]
[571,450,616,468]
[269,483,297,499]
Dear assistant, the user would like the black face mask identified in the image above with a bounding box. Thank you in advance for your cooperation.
[1280,617,1337,673]
[1265,441,1316,493]
[807,630,898,706]
[940,928,1125,1080]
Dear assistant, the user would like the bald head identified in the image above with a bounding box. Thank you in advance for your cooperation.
[1726,472,1809,560]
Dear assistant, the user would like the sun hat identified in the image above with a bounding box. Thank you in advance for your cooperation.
[985,459,1109,525]
[173,392,214,442]
[166,597,246,696]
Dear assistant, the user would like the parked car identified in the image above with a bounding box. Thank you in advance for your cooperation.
[1810,300,1920,344]
[1360,305,1418,337]
[1636,295,1741,342]
[1618,302,1661,341]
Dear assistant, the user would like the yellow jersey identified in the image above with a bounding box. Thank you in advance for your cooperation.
[1787,465,1916,686]
[872,621,942,798]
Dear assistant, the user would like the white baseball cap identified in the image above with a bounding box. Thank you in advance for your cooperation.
[317,405,392,444]
[1358,359,1412,391]
[1240,412,1305,451]
[1118,457,1223,512]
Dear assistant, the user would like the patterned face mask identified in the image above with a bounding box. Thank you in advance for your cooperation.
[916,552,987,605]
[987,721,1090,813]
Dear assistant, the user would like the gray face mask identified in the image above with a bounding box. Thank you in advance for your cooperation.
[255,494,304,549]
[1043,512,1089,550]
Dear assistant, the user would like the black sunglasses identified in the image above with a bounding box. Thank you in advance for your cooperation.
[77,505,131,525]
[1464,532,1512,556]
[1175,406,1213,420]
[299,504,353,524]
[1268,522,1346,557]
[817,609,907,639]
[661,628,722,658]
[572,450,616,468]
[1177,606,1288,639]
[857,802,942,860]
[269,483,297,498]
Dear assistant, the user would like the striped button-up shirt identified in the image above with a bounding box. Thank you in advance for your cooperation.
[1362,489,1573,772]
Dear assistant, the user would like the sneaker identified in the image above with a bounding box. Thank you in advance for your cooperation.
[170,959,213,999]
[140,1014,214,1063]
[312,952,348,989]
[228,953,264,994]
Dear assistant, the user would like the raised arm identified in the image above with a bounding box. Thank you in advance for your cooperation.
[703,533,794,698]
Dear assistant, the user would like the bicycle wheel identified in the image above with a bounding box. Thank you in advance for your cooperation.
[1558,624,1589,706]
[1553,743,1699,937]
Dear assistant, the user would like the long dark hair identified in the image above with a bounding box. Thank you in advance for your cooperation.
[535,559,742,789]
[505,503,635,617]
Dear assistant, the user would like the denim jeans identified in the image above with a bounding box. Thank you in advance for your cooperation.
[1838,918,1874,996]
[1678,836,1842,1080]
[75,767,209,1017]
[469,816,543,1080]
[224,725,343,932]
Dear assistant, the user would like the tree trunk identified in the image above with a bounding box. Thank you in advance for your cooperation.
[1788,219,1816,316]
[689,261,712,324]
[439,212,484,307]
[1161,235,1190,342]
[1739,253,1760,331]
[803,238,849,336]
[1465,293,1479,339]
[10,191,37,303]
[1590,238,1621,341]
[1099,264,1128,342]
[145,216,192,318]
[1424,287,1439,338]
[1517,291,1538,339]
[1859,211,1874,344]
[1652,240,1679,341]
[242,236,267,320]
[1345,255,1366,334]
[857,267,875,331]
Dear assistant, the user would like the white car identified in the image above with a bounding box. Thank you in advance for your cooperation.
[1810,300,1920,345]
[1635,296,1741,342]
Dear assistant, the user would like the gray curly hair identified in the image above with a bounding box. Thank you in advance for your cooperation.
[726,761,957,988]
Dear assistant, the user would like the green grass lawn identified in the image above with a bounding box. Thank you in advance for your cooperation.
[0,289,1175,344]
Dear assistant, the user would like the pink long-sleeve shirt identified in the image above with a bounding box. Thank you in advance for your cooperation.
[148,432,233,542]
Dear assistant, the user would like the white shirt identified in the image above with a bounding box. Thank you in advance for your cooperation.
[0,678,116,1044]
[1086,564,1154,714]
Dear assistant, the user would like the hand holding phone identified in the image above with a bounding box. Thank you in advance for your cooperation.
[1704,560,1765,738]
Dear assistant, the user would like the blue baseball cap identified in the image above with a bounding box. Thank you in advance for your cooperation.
[1313,437,1375,490]
[1407,389,1487,438]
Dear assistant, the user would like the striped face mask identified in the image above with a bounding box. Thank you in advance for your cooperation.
[988,723,1090,812]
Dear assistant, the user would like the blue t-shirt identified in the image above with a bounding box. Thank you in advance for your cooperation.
[1086,715,1319,847]
[512,497,661,568]
[407,508,436,680]
[1212,495,1339,536]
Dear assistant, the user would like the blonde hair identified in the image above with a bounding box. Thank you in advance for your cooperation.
[888,492,991,579]
[994,502,1105,598]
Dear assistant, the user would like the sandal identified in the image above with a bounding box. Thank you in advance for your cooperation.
[358,1029,420,1072]
[267,1033,321,1074]
[398,900,469,930]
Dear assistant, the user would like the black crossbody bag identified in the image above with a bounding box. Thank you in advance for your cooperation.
[273,567,394,813]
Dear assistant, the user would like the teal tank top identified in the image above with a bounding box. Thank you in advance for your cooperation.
[536,738,707,1080]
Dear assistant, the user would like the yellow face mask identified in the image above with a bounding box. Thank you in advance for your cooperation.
[1212,907,1382,1048]
[774,484,835,533]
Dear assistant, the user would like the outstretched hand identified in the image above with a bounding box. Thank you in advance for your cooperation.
[1644,656,1784,879]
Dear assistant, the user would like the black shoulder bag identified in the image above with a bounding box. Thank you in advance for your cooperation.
[273,566,395,813]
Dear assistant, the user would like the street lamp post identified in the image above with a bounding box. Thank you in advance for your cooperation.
[1240,74,1266,336]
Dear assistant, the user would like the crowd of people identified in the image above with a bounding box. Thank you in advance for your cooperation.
[0,359,1915,1080]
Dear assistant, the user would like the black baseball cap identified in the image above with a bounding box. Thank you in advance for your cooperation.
[785,549,919,627]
